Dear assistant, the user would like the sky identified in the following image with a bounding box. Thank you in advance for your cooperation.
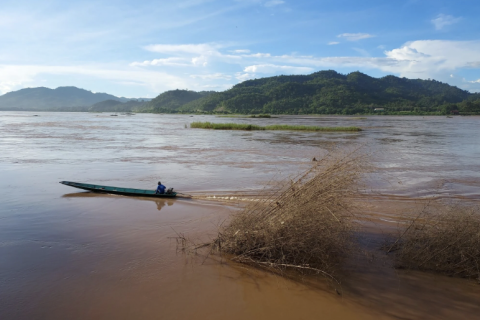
[1,0,479,98]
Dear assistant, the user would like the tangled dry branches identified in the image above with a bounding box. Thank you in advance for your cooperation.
[391,205,480,280]
[211,148,367,278]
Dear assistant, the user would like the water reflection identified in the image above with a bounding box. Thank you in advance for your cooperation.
[154,199,175,211]
[62,192,176,211]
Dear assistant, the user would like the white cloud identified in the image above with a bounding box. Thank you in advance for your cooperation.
[264,0,285,7]
[382,40,480,76]
[337,33,375,41]
[190,73,232,80]
[135,41,480,83]
[235,72,256,82]
[263,41,480,83]
[191,56,209,66]
[134,44,275,70]
[4,40,480,96]
[431,14,461,30]
[130,57,191,67]
[328,41,340,45]
[243,64,313,74]
[144,43,221,55]
[0,78,34,95]
[242,53,272,58]
[133,43,228,69]
[263,54,389,68]
[230,49,251,53]
[0,64,200,95]
[239,40,480,90]
[384,46,430,61]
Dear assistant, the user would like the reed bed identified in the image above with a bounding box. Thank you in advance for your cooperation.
[389,205,480,280]
[208,149,366,278]
[250,114,272,118]
[190,121,361,132]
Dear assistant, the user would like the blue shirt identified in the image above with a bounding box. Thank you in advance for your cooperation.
[156,184,166,194]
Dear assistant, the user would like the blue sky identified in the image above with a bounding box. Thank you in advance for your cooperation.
[1,0,479,97]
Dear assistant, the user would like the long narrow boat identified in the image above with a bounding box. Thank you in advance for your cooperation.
[60,181,177,197]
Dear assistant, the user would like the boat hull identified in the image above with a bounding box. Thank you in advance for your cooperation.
[60,181,177,198]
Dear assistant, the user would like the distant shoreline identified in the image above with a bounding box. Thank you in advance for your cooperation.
[1,110,478,116]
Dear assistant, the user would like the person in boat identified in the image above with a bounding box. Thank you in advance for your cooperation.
[156,181,166,194]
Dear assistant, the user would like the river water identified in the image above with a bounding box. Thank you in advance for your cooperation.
[1,112,479,319]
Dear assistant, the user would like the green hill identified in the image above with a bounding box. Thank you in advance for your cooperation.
[2,72,478,115]
[140,89,215,112]
[0,86,124,111]
[178,70,475,115]
[89,99,146,112]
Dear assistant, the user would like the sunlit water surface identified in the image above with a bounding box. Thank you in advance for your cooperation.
[1,112,479,319]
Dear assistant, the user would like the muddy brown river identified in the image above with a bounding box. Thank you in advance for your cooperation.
[1,112,479,319]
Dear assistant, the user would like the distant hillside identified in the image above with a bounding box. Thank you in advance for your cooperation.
[0,86,125,111]
[140,89,215,112]
[178,71,476,115]
[89,99,146,112]
[0,86,151,111]
[116,97,151,103]
[1,73,478,114]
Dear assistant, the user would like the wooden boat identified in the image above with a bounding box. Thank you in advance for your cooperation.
[59,181,177,197]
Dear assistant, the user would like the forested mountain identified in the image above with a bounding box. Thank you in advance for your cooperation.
[178,71,477,114]
[0,87,124,111]
[1,72,478,114]
[140,89,215,113]
[89,99,146,112]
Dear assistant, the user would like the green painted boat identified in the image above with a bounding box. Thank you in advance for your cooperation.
[60,181,177,197]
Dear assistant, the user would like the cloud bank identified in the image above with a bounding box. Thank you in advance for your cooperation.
[2,40,480,96]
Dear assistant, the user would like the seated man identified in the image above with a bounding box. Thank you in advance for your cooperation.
[156,181,166,194]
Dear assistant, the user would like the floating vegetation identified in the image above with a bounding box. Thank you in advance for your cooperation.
[217,114,275,118]
[211,149,366,280]
[191,122,263,130]
[190,122,361,132]
[174,148,366,281]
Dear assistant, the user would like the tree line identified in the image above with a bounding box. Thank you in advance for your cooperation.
[140,70,480,115]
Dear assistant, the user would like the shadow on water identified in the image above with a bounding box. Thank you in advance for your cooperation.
[62,192,177,211]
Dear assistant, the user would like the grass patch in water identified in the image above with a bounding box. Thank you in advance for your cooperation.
[217,114,276,118]
[250,114,272,118]
[190,122,361,132]
[191,122,264,130]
